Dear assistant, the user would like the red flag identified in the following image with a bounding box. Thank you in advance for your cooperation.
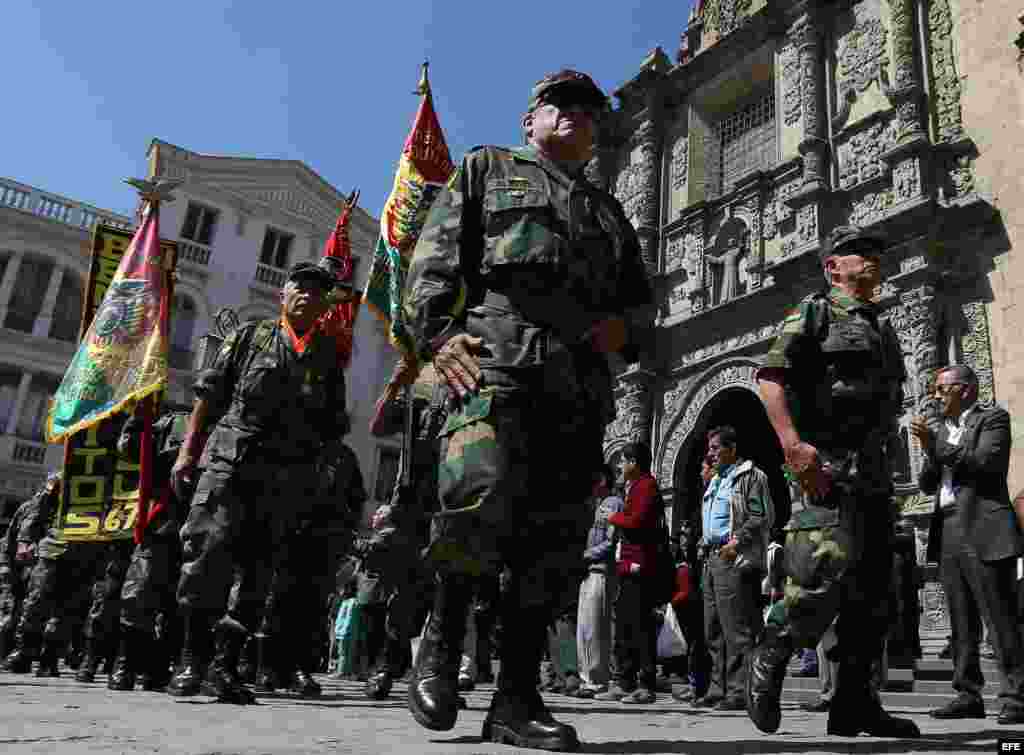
[317,190,361,368]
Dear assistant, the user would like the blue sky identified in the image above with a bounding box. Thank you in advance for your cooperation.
[4,1,693,220]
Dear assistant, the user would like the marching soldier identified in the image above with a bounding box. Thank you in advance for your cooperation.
[746,225,919,738]
[168,259,349,704]
[403,69,653,750]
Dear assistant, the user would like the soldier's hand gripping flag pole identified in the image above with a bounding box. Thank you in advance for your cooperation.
[47,177,181,545]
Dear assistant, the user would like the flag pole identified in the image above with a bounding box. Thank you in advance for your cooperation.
[122,177,181,544]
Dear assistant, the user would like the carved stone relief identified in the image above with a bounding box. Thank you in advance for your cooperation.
[889,0,917,90]
[702,0,753,41]
[676,322,779,369]
[671,134,689,192]
[835,2,890,97]
[961,301,996,406]
[665,233,686,273]
[849,188,896,225]
[780,43,802,127]
[836,120,897,189]
[894,157,922,201]
[604,380,652,447]
[797,204,817,242]
[949,155,975,198]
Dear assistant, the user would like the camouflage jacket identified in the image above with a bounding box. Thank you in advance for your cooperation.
[404,145,653,368]
[0,488,54,574]
[760,287,905,529]
[194,318,348,471]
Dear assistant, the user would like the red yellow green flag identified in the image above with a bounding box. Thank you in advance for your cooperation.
[362,63,455,361]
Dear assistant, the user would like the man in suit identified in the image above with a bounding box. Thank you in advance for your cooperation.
[910,364,1024,724]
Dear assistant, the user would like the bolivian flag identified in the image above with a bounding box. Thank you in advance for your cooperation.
[362,63,454,361]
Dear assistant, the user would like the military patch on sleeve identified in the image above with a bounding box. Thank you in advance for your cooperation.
[780,304,807,335]
[747,497,766,516]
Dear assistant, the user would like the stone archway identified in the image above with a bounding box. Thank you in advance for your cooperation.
[657,359,761,489]
[656,359,789,532]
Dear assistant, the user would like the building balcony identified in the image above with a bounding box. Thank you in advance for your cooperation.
[177,239,212,267]
[0,435,62,469]
[0,177,133,232]
[254,262,287,289]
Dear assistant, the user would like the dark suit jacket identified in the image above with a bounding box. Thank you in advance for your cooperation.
[921,405,1021,563]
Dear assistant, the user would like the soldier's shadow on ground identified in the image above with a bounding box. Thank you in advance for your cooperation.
[573,729,1006,754]
[433,729,1008,753]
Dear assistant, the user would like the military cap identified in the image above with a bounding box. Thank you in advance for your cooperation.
[820,224,886,263]
[527,69,608,112]
[286,260,338,289]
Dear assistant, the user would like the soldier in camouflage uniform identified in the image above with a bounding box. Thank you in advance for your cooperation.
[253,438,364,697]
[0,475,55,659]
[363,363,445,700]
[746,225,920,738]
[105,410,191,691]
[2,471,129,679]
[167,259,349,704]
[403,69,653,751]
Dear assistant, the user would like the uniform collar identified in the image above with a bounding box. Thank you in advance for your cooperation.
[828,286,876,314]
[281,314,315,354]
[513,144,588,185]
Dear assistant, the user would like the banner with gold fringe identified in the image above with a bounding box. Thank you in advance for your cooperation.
[46,206,174,442]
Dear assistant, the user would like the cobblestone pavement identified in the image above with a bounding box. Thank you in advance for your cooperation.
[0,672,1019,754]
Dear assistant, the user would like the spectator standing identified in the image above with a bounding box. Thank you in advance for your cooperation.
[596,442,662,704]
[911,365,1024,724]
[695,426,774,711]
[576,466,622,698]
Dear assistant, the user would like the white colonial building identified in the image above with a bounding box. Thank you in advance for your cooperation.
[0,139,403,528]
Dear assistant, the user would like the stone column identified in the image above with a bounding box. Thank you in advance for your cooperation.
[632,116,664,276]
[0,252,24,327]
[792,14,828,193]
[32,265,66,338]
[6,371,32,436]
[617,374,655,449]
[886,0,928,147]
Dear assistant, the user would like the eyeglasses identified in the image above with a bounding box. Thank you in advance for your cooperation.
[933,383,964,396]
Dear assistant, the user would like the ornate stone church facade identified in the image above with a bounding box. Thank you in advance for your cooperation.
[592,0,1020,639]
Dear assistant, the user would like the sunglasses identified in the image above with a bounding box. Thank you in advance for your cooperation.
[539,91,604,119]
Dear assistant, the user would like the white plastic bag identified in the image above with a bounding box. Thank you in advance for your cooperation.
[656,604,688,660]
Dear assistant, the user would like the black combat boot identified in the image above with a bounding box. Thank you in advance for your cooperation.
[745,625,794,734]
[827,656,920,738]
[408,574,474,731]
[166,613,207,696]
[35,635,61,678]
[288,669,322,698]
[108,628,145,691]
[482,606,579,752]
[252,632,282,692]
[207,617,256,704]
[3,626,41,674]
[366,635,406,700]
[74,636,101,682]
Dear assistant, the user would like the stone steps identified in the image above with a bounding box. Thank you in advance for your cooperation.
[781,654,1006,709]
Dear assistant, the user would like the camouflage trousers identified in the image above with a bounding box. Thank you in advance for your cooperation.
[0,564,33,643]
[249,530,335,672]
[178,459,322,635]
[764,495,894,661]
[120,533,181,634]
[429,376,601,610]
[17,541,128,646]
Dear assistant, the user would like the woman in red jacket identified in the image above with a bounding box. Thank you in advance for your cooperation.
[594,442,663,704]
